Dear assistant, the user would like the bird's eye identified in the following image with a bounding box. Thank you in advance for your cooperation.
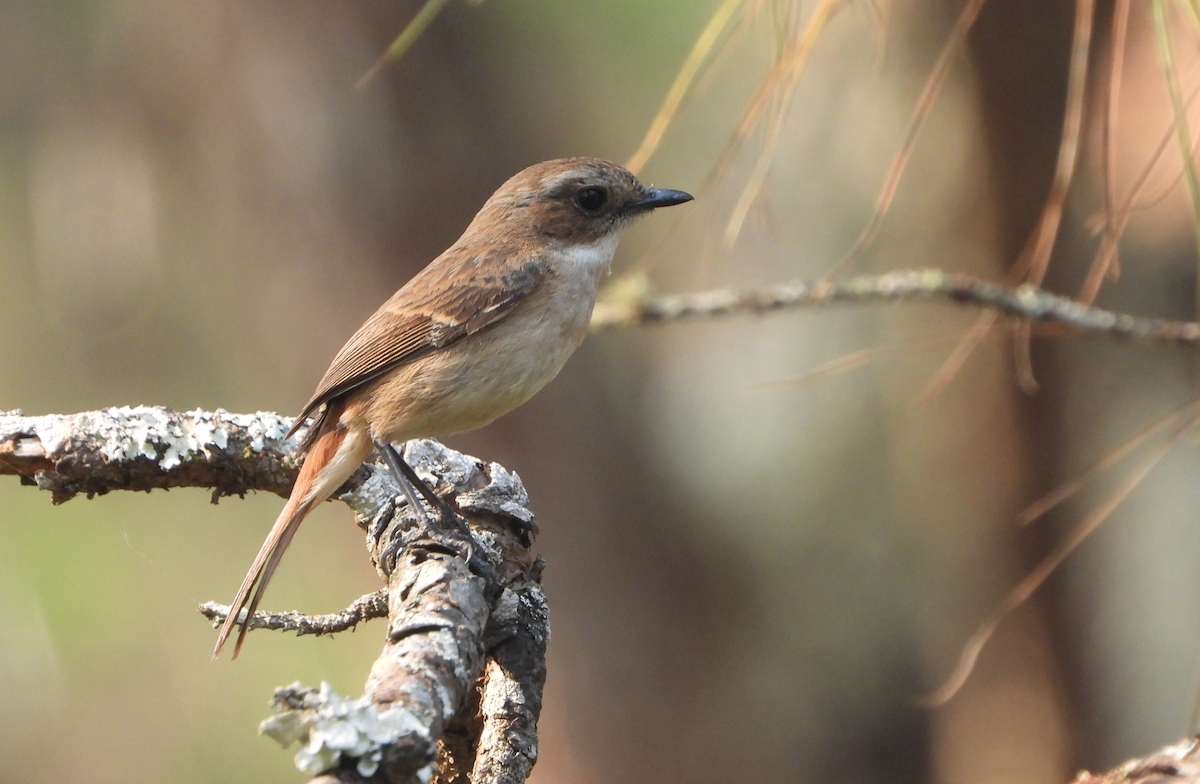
[575,187,607,213]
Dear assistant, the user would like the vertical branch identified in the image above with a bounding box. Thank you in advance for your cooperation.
[236,442,547,784]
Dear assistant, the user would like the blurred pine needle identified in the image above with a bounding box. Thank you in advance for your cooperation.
[356,0,469,92]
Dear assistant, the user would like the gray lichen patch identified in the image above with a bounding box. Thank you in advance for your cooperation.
[261,681,433,779]
[0,407,306,503]
[458,462,533,525]
[402,438,482,491]
[84,406,295,469]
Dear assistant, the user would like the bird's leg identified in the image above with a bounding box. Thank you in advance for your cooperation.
[378,442,458,522]
[380,445,434,523]
[376,442,494,579]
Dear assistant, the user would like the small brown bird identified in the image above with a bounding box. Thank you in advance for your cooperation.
[213,157,692,659]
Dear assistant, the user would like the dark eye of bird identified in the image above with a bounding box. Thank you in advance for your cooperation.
[575,187,607,213]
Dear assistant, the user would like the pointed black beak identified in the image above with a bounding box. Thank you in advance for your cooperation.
[630,188,694,212]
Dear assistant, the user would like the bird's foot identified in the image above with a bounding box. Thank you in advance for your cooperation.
[375,440,499,584]
[380,495,497,584]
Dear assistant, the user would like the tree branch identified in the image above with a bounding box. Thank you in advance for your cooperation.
[0,406,310,503]
[199,590,389,637]
[277,440,546,784]
[591,268,1200,345]
[1,408,548,784]
[10,262,1191,784]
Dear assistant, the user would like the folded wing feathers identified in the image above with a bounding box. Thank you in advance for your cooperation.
[285,252,547,443]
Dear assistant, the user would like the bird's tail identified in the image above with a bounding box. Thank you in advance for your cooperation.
[212,413,373,660]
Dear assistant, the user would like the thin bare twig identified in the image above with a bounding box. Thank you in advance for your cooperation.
[199,590,388,637]
[590,268,1200,346]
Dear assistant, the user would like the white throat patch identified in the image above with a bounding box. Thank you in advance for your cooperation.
[558,233,621,272]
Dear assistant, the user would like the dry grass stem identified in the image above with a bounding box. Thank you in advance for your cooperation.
[723,0,851,250]
[1151,0,1200,291]
[1087,0,1133,302]
[748,334,974,390]
[1012,0,1095,287]
[918,310,999,403]
[832,0,989,275]
[1018,398,1200,525]
[355,0,454,92]
[922,403,1200,706]
[626,0,749,174]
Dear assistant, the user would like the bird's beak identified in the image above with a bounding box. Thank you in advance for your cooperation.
[628,188,694,212]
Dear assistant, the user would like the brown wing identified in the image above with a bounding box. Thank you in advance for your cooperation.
[285,247,547,444]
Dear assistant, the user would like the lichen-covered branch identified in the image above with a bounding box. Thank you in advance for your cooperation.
[2,408,548,784]
[0,406,315,503]
[260,441,547,784]
[591,268,1200,346]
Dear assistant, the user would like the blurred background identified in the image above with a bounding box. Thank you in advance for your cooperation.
[3,1,1200,782]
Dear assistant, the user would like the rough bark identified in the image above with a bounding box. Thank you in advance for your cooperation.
[1,408,547,784]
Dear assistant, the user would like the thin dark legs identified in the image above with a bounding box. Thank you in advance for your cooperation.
[378,441,456,521]
[375,442,484,565]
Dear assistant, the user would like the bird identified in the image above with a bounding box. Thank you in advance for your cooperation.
[213,157,692,659]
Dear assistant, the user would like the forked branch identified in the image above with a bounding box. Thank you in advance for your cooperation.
[0,409,547,784]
